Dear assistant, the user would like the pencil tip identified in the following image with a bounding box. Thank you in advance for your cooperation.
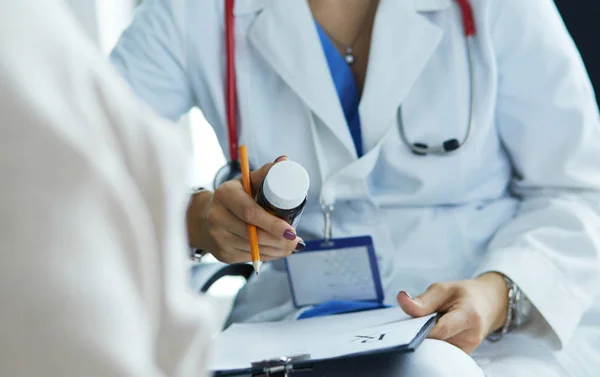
[253,261,261,275]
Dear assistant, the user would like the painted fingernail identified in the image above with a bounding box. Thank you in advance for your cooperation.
[283,230,296,240]
[274,155,288,163]
[294,241,306,252]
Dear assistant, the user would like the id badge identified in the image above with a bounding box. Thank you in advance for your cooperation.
[284,236,384,308]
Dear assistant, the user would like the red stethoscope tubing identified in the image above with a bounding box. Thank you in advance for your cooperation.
[225,0,238,162]
[223,0,476,161]
[456,0,476,36]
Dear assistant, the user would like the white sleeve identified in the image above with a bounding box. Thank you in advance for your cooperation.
[0,2,215,376]
[0,119,166,377]
[110,0,195,121]
[474,0,600,349]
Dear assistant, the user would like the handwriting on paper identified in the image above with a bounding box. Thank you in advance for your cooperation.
[352,333,386,344]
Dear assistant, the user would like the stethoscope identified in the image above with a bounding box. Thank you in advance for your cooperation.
[214,0,476,189]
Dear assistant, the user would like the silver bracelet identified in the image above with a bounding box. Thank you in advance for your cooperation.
[188,187,208,262]
[486,276,516,343]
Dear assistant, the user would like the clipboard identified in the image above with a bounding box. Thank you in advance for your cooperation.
[212,309,439,377]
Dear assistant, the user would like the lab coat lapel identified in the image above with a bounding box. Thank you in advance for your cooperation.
[247,0,357,159]
[360,0,446,149]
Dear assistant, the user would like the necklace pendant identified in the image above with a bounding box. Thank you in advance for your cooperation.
[344,47,355,65]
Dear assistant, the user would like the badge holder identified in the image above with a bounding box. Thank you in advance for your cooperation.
[285,203,385,309]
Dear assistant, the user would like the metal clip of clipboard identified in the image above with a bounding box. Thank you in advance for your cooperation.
[250,354,311,376]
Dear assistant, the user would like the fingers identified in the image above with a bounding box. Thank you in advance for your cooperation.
[397,282,456,317]
[214,180,299,247]
[398,280,491,355]
[429,310,471,341]
[430,305,484,354]
[208,227,295,264]
[257,228,303,249]
[206,203,248,238]
[214,248,280,265]
[243,204,298,246]
[208,204,293,248]
[207,189,304,259]
[397,291,425,317]
[225,232,297,258]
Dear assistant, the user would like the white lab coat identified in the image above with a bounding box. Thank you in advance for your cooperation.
[110,0,600,375]
[0,2,216,377]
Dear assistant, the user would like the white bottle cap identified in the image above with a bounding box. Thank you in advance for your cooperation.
[263,160,310,210]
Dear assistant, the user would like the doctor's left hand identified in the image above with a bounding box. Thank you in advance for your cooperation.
[397,272,509,354]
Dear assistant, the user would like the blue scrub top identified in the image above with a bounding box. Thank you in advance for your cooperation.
[315,23,364,158]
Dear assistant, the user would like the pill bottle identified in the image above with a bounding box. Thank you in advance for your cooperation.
[256,160,310,227]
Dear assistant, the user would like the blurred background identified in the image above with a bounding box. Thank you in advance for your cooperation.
[553,0,599,107]
[66,0,227,189]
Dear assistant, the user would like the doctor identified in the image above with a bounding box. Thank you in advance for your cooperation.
[111,0,600,376]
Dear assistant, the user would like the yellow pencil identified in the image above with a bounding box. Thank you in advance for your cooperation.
[239,145,261,274]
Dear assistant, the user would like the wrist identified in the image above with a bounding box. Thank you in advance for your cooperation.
[475,272,510,333]
[186,189,214,250]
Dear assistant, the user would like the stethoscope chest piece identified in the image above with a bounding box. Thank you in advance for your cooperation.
[410,138,461,156]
